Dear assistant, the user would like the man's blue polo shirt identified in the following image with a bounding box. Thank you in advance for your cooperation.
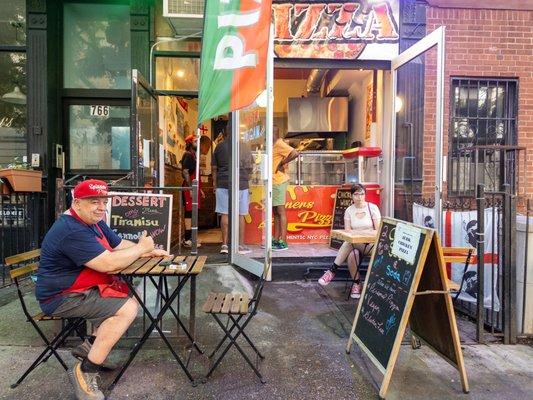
[36,214,122,315]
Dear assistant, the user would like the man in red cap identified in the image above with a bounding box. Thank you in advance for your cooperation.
[36,179,166,400]
[181,134,202,248]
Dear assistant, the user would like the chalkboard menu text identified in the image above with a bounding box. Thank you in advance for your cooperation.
[107,192,172,251]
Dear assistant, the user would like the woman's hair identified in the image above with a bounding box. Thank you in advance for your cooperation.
[350,183,365,194]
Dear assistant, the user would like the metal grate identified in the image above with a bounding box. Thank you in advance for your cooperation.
[164,0,204,17]
[448,78,518,196]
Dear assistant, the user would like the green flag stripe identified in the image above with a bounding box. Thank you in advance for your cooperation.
[198,1,241,123]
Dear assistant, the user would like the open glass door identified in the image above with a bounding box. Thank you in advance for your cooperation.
[230,100,272,278]
[389,27,445,232]
[132,69,160,187]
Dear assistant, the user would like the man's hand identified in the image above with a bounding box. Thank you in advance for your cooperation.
[276,160,285,173]
[138,230,155,254]
[141,249,170,258]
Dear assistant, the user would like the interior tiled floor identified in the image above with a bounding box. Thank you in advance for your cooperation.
[198,228,337,258]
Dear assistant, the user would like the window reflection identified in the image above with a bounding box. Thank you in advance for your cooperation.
[63,3,131,89]
[0,0,25,46]
[69,105,130,170]
[0,52,26,166]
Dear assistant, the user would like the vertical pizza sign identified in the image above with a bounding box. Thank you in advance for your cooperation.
[272,0,399,60]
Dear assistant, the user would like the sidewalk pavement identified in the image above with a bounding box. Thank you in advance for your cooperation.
[0,264,531,399]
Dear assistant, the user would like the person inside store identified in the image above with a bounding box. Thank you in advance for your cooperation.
[181,134,203,248]
[36,179,167,400]
[318,183,381,298]
[212,124,254,254]
[272,125,299,251]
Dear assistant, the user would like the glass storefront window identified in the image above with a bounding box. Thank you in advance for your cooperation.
[0,0,26,46]
[63,3,131,89]
[0,52,26,167]
[69,105,130,170]
[155,57,199,92]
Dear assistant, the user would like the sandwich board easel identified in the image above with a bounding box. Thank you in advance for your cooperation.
[346,218,469,398]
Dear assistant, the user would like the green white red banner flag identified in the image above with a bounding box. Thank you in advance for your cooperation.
[198,0,272,124]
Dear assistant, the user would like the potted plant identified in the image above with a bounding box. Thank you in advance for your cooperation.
[0,157,42,194]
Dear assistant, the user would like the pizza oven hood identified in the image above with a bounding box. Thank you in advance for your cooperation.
[287,96,348,134]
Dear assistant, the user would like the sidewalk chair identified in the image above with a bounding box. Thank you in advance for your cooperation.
[442,247,475,302]
[202,266,269,383]
[6,249,84,388]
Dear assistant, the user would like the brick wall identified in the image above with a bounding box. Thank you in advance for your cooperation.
[423,7,533,200]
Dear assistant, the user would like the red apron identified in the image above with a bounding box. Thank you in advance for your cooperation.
[183,170,201,212]
[62,209,129,298]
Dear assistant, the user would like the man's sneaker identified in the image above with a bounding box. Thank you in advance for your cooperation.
[182,240,202,248]
[68,362,105,400]
[350,283,362,299]
[273,240,288,251]
[318,270,335,286]
[71,339,119,370]
[220,244,229,254]
[238,245,252,254]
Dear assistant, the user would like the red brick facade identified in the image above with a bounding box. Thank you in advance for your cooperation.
[423,7,533,200]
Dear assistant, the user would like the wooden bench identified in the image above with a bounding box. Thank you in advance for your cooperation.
[442,247,475,292]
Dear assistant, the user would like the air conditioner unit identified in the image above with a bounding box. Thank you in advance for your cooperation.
[163,0,204,36]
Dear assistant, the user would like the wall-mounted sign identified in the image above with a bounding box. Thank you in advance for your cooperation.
[89,105,110,117]
[272,0,399,60]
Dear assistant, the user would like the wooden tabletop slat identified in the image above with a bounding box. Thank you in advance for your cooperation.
[444,256,471,263]
[330,229,377,244]
[116,257,151,275]
[117,255,207,277]
[221,293,233,314]
[230,293,243,314]
[202,292,217,313]
[442,247,473,255]
[134,257,164,275]
[190,256,207,275]
[174,256,195,275]
[239,293,249,314]
[148,255,174,275]
[211,293,225,313]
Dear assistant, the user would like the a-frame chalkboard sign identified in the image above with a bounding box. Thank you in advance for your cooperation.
[329,187,352,249]
[346,217,469,398]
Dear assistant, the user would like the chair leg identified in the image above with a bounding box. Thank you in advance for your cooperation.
[11,318,81,388]
[208,314,244,358]
[206,314,265,384]
[40,318,83,364]
[228,315,264,359]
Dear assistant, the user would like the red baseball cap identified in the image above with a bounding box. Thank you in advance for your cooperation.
[185,134,196,144]
[73,179,110,199]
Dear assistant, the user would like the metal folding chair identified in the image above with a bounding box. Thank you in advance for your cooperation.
[6,249,84,388]
[202,267,268,383]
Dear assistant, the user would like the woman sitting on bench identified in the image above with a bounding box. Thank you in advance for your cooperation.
[318,184,381,298]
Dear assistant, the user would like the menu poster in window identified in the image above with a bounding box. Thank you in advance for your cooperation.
[329,187,353,249]
[107,192,172,251]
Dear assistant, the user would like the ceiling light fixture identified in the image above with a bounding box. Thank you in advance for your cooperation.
[1,86,26,105]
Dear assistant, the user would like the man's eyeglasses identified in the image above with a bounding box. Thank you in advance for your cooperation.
[352,192,365,196]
